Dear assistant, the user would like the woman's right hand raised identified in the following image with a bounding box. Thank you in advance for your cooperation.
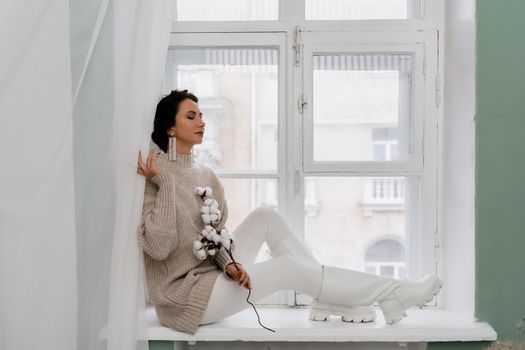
[137,150,162,180]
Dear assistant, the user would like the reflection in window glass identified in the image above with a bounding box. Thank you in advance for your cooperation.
[304,176,414,273]
[312,54,412,162]
[306,0,420,20]
[176,0,279,21]
[166,48,278,172]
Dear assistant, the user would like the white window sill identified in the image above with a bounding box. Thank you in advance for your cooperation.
[100,306,496,344]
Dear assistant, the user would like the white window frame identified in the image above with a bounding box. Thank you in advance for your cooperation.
[169,0,444,306]
[302,39,427,174]
[296,30,439,282]
[166,32,293,304]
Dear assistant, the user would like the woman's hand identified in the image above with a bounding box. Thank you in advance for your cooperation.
[137,150,162,180]
[226,263,252,290]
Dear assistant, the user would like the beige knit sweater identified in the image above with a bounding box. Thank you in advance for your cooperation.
[137,150,234,334]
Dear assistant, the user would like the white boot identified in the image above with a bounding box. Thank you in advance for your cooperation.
[310,265,398,323]
[310,265,443,324]
[378,275,443,324]
[309,302,377,323]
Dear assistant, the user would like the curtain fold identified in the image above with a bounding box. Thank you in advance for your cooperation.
[3,0,174,347]
[0,1,77,349]
[107,1,174,349]
[71,0,174,349]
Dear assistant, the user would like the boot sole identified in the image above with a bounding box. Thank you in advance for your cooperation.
[309,304,377,323]
[381,278,443,325]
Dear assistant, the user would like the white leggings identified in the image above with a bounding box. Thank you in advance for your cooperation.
[200,207,324,325]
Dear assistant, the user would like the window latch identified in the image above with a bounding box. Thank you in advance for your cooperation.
[297,95,307,113]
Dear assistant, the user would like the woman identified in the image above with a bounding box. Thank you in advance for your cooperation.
[136,89,442,335]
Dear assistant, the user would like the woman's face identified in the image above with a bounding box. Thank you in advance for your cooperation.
[168,98,205,147]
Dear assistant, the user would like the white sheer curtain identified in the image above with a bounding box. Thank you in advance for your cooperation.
[0,1,77,349]
[1,0,174,349]
[71,0,174,349]
[108,1,174,349]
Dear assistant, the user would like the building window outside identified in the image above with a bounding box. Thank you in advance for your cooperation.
[364,238,406,279]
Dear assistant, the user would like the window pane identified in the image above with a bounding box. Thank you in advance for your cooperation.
[176,0,279,21]
[221,178,278,233]
[380,265,395,277]
[312,54,412,162]
[166,48,279,171]
[304,176,414,273]
[306,0,421,20]
[222,178,278,302]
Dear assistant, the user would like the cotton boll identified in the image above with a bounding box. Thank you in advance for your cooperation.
[211,232,221,244]
[208,248,216,256]
[216,210,221,220]
[220,229,230,240]
[221,237,231,250]
[196,248,207,260]
[193,241,203,251]
[205,225,214,233]
[200,206,210,214]
[203,198,213,206]
[195,187,204,195]
[204,187,213,196]
[204,229,213,240]
[210,200,219,211]
[210,213,219,223]
[202,214,211,224]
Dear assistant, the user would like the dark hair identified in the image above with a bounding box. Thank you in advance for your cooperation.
[151,89,199,152]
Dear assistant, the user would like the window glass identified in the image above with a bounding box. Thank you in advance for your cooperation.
[166,48,279,172]
[222,178,279,233]
[312,54,412,162]
[365,238,406,279]
[304,176,413,273]
[305,0,422,20]
[176,0,279,21]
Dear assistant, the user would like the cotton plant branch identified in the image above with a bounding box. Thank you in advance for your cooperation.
[192,186,275,333]
[192,186,239,272]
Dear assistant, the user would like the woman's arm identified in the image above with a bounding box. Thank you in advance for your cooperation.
[137,173,178,260]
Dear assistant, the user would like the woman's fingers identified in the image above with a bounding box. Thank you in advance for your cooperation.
[138,151,144,166]
[239,270,250,288]
[147,151,153,171]
[137,150,158,179]
[242,274,251,289]
[137,151,145,175]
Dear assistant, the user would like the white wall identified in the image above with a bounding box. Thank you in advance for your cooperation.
[441,0,476,319]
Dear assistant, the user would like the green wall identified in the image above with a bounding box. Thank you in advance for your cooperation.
[150,1,525,349]
[474,0,525,343]
[429,1,525,349]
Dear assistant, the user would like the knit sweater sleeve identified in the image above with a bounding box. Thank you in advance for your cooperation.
[137,173,178,260]
[208,170,236,274]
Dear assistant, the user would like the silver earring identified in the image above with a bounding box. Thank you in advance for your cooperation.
[168,135,176,161]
